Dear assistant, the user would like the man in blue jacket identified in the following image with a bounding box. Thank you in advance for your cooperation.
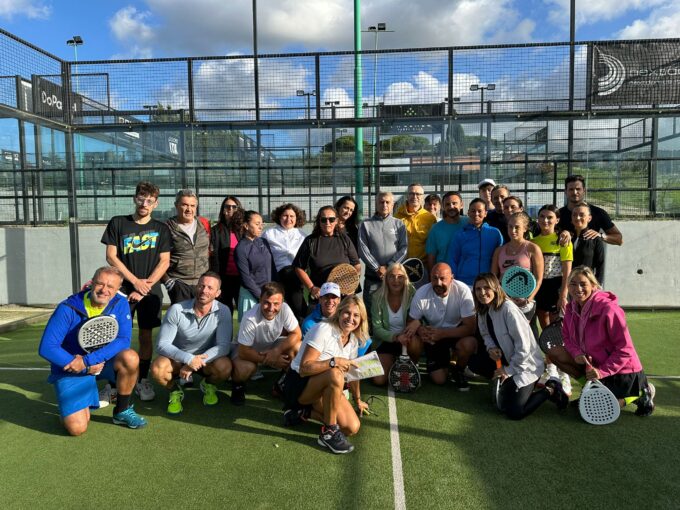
[39,266,147,435]
[447,198,503,287]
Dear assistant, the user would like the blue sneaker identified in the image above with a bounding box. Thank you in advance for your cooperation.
[112,405,148,429]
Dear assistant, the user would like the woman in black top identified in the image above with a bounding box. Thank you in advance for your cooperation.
[571,203,605,283]
[335,196,359,250]
[293,206,361,301]
[209,196,243,312]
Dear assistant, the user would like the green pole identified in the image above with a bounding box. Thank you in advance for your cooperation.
[354,0,364,214]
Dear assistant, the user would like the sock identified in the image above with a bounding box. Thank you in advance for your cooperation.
[114,393,131,414]
[139,359,151,380]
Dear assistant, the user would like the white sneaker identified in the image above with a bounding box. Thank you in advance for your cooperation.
[252,369,265,381]
[98,384,117,408]
[559,371,573,397]
[546,363,559,379]
[135,378,156,401]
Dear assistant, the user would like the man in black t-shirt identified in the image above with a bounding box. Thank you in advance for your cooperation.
[101,181,171,402]
[557,175,623,246]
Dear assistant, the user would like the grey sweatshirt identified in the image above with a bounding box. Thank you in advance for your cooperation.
[358,213,408,280]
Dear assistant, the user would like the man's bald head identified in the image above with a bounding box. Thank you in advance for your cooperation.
[430,263,453,297]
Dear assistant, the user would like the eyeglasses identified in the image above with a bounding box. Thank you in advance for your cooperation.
[320,217,337,224]
[135,196,156,206]
[223,204,238,210]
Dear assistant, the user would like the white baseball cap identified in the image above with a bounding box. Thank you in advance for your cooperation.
[320,282,341,297]
[478,178,496,189]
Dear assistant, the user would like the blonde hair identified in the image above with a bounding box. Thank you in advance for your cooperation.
[567,265,602,290]
[328,295,369,345]
[372,263,414,316]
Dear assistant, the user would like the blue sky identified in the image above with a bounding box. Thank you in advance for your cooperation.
[2,0,679,61]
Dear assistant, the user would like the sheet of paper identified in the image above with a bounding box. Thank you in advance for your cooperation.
[345,350,384,382]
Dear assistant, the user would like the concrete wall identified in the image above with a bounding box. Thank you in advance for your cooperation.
[0,221,678,307]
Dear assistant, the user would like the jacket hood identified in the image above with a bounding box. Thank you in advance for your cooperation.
[570,289,618,316]
[64,289,124,316]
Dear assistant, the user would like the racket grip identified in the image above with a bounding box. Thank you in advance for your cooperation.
[495,359,502,369]
[401,344,408,357]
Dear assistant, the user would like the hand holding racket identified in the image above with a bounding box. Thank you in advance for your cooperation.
[389,345,421,393]
[579,360,620,425]
[77,315,120,374]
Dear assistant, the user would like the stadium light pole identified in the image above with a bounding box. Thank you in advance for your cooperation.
[325,100,341,203]
[353,0,363,215]
[470,83,495,177]
[67,36,84,189]
[297,89,316,166]
[362,23,394,212]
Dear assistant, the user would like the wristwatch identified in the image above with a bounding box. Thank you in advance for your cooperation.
[329,357,336,368]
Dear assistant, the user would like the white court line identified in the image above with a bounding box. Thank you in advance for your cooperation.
[647,375,680,380]
[387,385,406,510]
[0,367,49,371]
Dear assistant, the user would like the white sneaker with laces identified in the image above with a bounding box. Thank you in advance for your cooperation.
[98,384,116,408]
[135,378,156,401]
[559,371,572,396]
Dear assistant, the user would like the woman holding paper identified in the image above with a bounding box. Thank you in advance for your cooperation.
[283,295,370,454]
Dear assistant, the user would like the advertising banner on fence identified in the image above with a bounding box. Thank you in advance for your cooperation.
[592,42,680,106]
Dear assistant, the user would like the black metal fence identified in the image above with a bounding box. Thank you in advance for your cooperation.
[1,28,680,227]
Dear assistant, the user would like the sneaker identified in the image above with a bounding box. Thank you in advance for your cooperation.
[318,424,354,454]
[98,384,117,409]
[112,405,148,429]
[545,378,569,410]
[283,406,311,427]
[200,380,219,406]
[135,378,155,401]
[452,368,470,392]
[635,383,656,417]
[537,371,550,389]
[546,363,559,380]
[272,371,286,398]
[167,389,184,415]
[231,383,246,406]
[559,371,573,397]
[252,369,265,381]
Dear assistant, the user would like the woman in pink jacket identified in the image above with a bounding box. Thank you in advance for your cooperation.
[549,266,655,417]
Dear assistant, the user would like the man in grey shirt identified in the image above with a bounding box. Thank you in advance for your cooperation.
[151,271,232,415]
[358,191,408,318]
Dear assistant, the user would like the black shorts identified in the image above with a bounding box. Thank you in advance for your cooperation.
[129,284,163,330]
[424,338,459,373]
[535,277,562,313]
[376,340,402,357]
[283,370,310,410]
[168,279,196,305]
[601,371,648,400]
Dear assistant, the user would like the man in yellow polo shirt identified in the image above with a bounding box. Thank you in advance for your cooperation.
[395,183,437,266]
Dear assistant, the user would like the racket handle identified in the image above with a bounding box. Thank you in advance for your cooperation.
[495,359,502,369]
[401,344,408,357]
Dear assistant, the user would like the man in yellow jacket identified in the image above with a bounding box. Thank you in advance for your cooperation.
[394,183,437,263]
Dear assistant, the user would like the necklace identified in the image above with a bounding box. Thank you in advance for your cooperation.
[506,241,525,256]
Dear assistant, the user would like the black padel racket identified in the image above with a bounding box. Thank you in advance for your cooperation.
[389,345,421,393]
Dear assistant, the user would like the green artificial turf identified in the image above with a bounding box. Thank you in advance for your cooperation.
[1,311,679,509]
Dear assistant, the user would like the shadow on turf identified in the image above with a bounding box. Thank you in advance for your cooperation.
[0,385,70,436]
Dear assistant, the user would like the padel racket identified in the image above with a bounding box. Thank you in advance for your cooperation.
[579,362,620,425]
[327,263,360,296]
[78,315,119,375]
[538,318,564,354]
[402,258,426,287]
[491,359,503,410]
[389,344,421,393]
[501,266,536,299]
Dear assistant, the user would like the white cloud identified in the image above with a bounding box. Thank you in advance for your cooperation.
[109,6,155,58]
[616,4,680,39]
[0,0,50,19]
[544,0,668,27]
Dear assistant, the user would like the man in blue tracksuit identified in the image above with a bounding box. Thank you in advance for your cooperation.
[446,198,504,286]
[39,266,147,435]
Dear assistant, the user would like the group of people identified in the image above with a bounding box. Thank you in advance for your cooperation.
[39,175,655,454]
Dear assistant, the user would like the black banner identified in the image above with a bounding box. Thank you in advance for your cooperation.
[31,76,82,119]
[591,42,680,106]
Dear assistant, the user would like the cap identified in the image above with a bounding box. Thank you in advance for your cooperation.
[320,282,341,297]
[478,178,496,189]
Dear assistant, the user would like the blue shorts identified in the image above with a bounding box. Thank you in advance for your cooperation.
[51,358,117,418]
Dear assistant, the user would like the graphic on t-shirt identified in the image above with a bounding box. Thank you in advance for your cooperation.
[123,232,160,254]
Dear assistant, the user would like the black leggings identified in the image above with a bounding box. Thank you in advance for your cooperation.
[499,378,550,420]
[278,265,306,321]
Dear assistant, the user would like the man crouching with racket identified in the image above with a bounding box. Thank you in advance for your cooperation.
[150,271,232,415]
[404,263,477,390]
[39,266,147,435]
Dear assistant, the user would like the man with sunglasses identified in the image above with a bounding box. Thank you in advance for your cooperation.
[101,181,171,402]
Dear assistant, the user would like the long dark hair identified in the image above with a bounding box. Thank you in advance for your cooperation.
[335,196,359,228]
[311,206,338,237]
[218,196,243,230]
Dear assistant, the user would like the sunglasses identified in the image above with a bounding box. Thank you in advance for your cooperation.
[320,217,337,224]
[223,204,238,210]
